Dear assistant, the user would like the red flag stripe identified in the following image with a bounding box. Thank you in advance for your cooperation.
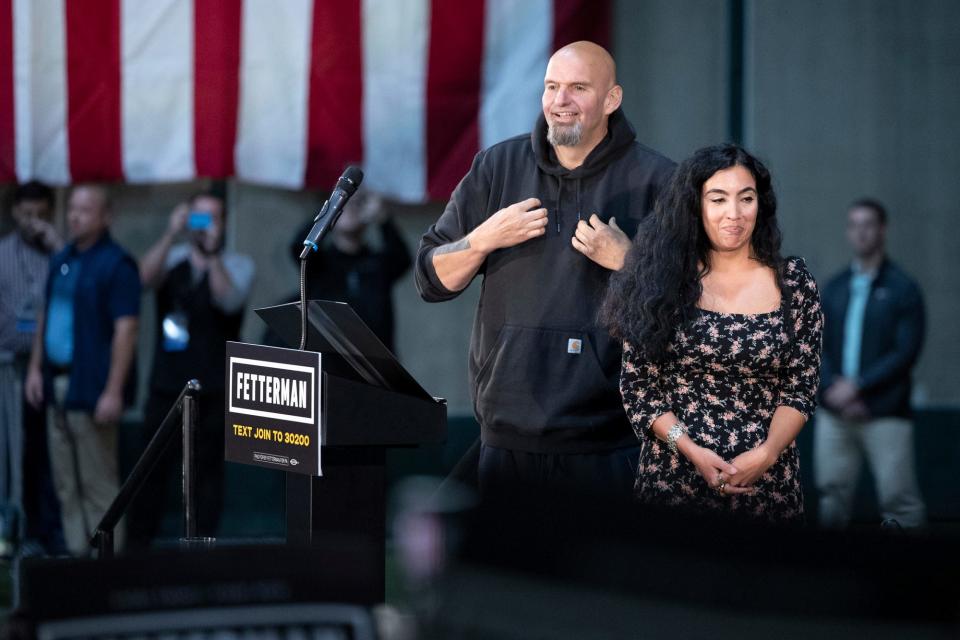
[552,0,611,53]
[65,0,122,182]
[194,0,241,179]
[304,0,363,188]
[425,0,485,200]
[0,0,13,181]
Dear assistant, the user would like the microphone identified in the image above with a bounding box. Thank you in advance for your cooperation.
[299,166,364,259]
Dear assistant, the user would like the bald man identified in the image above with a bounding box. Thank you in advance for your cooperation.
[416,42,675,500]
[26,184,140,555]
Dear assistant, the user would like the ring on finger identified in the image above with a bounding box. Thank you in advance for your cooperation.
[718,481,726,495]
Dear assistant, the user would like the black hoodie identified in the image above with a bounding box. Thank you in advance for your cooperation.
[416,110,675,454]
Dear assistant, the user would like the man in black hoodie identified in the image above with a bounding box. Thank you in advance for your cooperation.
[416,41,675,500]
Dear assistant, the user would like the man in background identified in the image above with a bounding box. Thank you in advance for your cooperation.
[816,198,926,529]
[0,181,65,556]
[290,190,410,352]
[130,190,254,547]
[25,184,140,555]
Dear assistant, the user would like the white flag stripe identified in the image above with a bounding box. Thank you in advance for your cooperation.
[121,0,194,182]
[235,0,313,189]
[480,0,552,150]
[13,0,70,184]
[361,0,430,202]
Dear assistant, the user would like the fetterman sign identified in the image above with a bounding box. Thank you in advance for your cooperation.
[225,342,323,476]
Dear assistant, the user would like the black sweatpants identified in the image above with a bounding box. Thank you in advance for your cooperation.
[478,443,639,503]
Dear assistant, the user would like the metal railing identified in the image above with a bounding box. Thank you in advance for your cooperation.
[90,379,202,558]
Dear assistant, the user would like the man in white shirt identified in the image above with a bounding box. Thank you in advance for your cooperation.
[130,189,254,548]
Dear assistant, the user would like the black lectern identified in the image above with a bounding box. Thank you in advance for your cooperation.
[256,300,446,601]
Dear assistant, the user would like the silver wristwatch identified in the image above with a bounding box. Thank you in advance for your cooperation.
[666,421,687,454]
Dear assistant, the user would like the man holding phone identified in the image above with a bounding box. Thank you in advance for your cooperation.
[130,189,254,548]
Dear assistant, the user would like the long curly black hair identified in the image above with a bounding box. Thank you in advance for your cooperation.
[599,143,789,361]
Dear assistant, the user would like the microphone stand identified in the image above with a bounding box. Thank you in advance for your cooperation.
[299,256,309,350]
[296,165,362,350]
[299,198,328,350]
[299,200,330,351]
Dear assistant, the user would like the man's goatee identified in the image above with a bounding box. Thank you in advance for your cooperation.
[547,121,582,147]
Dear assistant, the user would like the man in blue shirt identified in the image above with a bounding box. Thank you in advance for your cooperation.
[25,184,140,555]
[815,199,926,529]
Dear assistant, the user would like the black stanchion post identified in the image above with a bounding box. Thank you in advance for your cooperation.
[96,529,113,559]
[181,380,200,540]
[179,380,213,550]
[90,379,202,558]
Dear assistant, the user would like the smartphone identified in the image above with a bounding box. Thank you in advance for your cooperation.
[187,211,212,230]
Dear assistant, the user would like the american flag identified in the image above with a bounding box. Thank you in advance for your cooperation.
[0,0,608,202]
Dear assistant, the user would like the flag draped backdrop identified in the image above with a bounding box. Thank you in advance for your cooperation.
[0,0,608,202]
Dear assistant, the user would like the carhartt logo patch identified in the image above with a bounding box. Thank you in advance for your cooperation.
[567,338,582,354]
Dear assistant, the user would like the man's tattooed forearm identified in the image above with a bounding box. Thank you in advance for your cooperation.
[434,238,471,255]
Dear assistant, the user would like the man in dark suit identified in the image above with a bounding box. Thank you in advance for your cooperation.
[815,198,926,529]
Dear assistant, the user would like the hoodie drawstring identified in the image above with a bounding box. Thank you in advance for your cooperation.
[555,176,583,234]
[556,176,563,234]
[576,179,582,224]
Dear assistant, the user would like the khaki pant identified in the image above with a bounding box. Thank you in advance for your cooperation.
[814,410,926,528]
[48,375,123,555]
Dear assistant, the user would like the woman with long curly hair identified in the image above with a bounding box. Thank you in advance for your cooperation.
[600,144,823,523]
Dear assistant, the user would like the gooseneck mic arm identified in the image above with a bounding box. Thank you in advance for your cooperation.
[299,166,364,259]
[298,166,364,349]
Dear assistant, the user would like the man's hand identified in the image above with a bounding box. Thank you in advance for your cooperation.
[25,366,44,409]
[431,198,546,293]
[468,198,548,254]
[23,216,63,252]
[94,389,124,424]
[357,193,387,226]
[168,203,189,237]
[571,215,631,270]
[201,212,226,256]
[824,378,859,411]
[841,399,870,422]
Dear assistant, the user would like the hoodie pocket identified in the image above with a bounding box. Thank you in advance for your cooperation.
[475,325,615,436]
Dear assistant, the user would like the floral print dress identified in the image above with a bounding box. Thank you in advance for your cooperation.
[620,257,823,523]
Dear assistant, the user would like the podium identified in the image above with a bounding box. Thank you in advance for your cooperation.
[255,300,447,600]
